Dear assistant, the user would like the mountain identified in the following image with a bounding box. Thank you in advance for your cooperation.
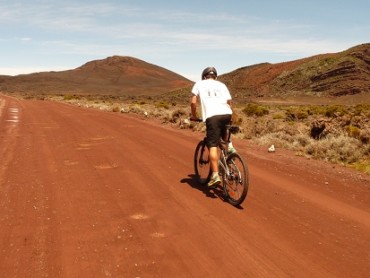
[1,43,369,104]
[218,43,370,103]
[0,56,193,96]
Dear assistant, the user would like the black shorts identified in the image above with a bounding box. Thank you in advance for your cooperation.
[205,114,232,148]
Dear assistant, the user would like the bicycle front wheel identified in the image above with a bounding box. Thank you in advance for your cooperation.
[223,153,249,206]
[194,140,211,184]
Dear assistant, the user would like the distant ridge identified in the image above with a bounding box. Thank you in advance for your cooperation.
[218,43,370,101]
[0,56,193,96]
[1,44,369,104]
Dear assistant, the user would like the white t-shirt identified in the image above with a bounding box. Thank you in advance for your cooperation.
[192,79,232,121]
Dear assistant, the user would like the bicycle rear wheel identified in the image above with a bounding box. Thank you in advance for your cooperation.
[223,153,249,206]
[194,140,211,184]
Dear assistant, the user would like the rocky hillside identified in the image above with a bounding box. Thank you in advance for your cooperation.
[218,43,370,102]
[1,43,369,104]
[0,56,192,96]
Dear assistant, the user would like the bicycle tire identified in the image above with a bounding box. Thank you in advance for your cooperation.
[194,140,211,184]
[223,152,249,206]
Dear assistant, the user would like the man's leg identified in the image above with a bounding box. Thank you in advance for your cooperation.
[209,146,219,172]
[206,116,222,187]
[208,146,221,187]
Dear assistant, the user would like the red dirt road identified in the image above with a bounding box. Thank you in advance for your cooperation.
[0,95,369,277]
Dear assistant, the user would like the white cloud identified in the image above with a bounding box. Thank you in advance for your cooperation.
[0,66,69,76]
[0,1,368,80]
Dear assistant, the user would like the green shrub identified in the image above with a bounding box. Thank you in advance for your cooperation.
[353,104,370,116]
[111,105,121,112]
[307,134,362,163]
[242,103,269,117]
[272,112,285,120]
[296,134,311,147]
[324,105,348,117]
[285,107,308,121]
[307,105,327,116]
[346,125,361,139]
[171,109,187,123]
[232,110,243,125]
[359,129,370,144]
[234,117,243,125]
[350,159,370,174]
[155,101,170,109]
[63,94,80,101]
[129,104,144,114]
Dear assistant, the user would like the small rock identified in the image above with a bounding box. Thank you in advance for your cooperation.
[268,144,275,153]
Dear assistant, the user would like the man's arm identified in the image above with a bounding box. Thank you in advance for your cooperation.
[190,94,198,120]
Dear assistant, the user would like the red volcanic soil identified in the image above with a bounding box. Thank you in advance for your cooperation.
[0,94,369,277]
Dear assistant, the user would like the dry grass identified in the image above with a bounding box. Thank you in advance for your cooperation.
[243,103,370,173]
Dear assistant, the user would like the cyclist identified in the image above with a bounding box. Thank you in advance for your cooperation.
[190,66,236,187]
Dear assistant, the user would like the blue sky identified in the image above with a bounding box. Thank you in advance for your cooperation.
[0,0,369,81]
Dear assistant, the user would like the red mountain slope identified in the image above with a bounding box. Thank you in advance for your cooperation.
[0,56,193,96]
[219,43,370,101]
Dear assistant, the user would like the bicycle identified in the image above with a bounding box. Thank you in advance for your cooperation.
[193,120,249,206]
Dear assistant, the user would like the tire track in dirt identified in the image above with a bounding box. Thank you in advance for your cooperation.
[0,96,21,187]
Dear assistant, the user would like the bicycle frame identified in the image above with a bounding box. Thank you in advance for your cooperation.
[218,139,241,183]
[218,141,229,173]
[193,122,249,206]
[201,123,239,177]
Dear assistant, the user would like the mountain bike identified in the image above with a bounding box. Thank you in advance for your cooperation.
[193,120,249,206]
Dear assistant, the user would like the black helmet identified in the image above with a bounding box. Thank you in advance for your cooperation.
[202,66,217,80]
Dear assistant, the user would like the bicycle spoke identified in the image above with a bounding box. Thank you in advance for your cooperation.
[194,140,211,184]
[224,153,249,206]
[193,125,250,206]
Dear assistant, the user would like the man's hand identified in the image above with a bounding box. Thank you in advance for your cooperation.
[190,116,202,122]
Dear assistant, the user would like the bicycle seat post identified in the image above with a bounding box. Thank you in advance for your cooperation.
[219,140,226,150]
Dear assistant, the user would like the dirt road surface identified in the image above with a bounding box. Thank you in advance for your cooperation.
[0,94,369,277]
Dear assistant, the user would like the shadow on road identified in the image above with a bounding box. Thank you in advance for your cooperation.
[180,174,244,210]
